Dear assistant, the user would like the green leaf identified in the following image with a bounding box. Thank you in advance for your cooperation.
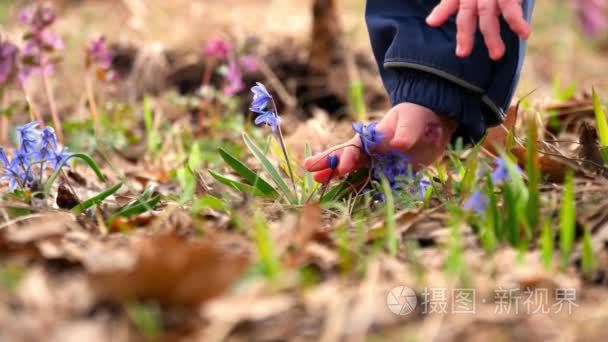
[242,133,296,204]
[593,88,608,149]
[381,177,397,257]
[559,171,576,270]
[526,117,540,230]
[192,195,227,212]
[254,211,281,281]
[209,170,272,198]
[177,167,196,203]
[540,219,554,271]
[111,189,161,219]
[188,141,204,171]
[321,169,368,203]
[71,182,122,214]
[582,227,596,278]
[218,148,278,197]
[301,144,315,204]
[44,153,105,196]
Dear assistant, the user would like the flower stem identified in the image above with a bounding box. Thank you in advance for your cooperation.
[85,72,100,134]
[40,65,63,143]
[271,100,297,195]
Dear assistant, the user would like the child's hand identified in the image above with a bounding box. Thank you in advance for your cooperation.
[303,103,455,183]
[426,0,531,61]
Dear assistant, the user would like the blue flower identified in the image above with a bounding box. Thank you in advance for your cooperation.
[250,82,272,112]
[0,147,9,169]
[16,121,42,153]
[252,109,281,132]
[464,191,489,214]
[327,154,339,170]
[418,178,431,199]
[40,127,57,150]
[352,122,383,155]
[49,147,71,170]
[10,148,32,171]
[491,157,522,183]
[372,151,411,189]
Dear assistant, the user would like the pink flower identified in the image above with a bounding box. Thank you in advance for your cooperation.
[87,36,112,69]
[203,37,232,61]
[0,39,19,85]
[571,0,608,38]
[239,55,258,73]
[223,59,244,96]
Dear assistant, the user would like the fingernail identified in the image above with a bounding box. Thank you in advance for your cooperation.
[456,45,463,56]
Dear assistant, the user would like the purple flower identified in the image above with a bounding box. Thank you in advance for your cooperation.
[239,55,258,73]
[203,37,232,61]
[571,0,607,38]
[491,157,521,183]
[16,121,42,153]
[327,154,339,170]
[0,39,19,85]
[87,36,112,69]
[223,60,244,96]
[19,4,62,78]
[352,122,384,155]
[372,151,411,189]
[49,147,71,170]
[418,178,431,199]
[464,191,489,214]
[33,127,58,161]
[250,82,272,111]
[252,109,281,132]
[0,147,10,169]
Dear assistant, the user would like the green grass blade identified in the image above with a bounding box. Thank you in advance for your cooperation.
[321,169,367,203]
[582,227,596,278]
[111,193,161,219]
[242,133,296,204]
[209,170,272,198]
[71,182,122,214]
[44,153,105,196]
[218,148,278,197]
[540,219,554,271]
[254,211,281,281]
[559,171,576,270]
[526,118,540,230]
[593,88,608,148]
[381,178,397,257]
[301,144,314,204]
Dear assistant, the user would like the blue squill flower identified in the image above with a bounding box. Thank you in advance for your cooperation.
[49,147,72,170]
[464,191,489,214]
[352,122,383,155]
[252,109,281,132]
[0,147,9,169]
[327,154,339,170]
[250,82,272,112]
[491,157,521,183]
[372,151,411,189]
[16,121,42,153]
[418,178,431,199]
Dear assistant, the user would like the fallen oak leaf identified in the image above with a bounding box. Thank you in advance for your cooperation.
[89,233,250,307]
[483,105,519,155]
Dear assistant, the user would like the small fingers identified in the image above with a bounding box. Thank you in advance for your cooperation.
[498,0,531,39]
[313,169,334,183]
[304,148,343,172]
[426,0,459,27]
[456,0,478,58]
[478,0,505,60]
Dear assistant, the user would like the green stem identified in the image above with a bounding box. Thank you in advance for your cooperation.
[271,99,297,194]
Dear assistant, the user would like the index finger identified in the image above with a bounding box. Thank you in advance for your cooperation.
[498,0,531,39]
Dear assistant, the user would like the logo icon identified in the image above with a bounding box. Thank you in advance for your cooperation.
[387,286,417,315]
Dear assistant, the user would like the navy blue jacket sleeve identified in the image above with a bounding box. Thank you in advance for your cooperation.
[366,0,534,144]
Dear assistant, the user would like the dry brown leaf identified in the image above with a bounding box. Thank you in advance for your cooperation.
[511,147,572,183]
[579,122,605,172]
[89,233,249,307]
[483,105,519,154]
[283,204,324,267]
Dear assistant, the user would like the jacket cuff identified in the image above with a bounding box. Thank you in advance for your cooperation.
[388,67,490,145]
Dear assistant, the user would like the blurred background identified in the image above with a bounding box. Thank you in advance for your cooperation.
[1,0,608,114]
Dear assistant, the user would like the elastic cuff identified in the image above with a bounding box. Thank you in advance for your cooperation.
[388,68,492,145]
